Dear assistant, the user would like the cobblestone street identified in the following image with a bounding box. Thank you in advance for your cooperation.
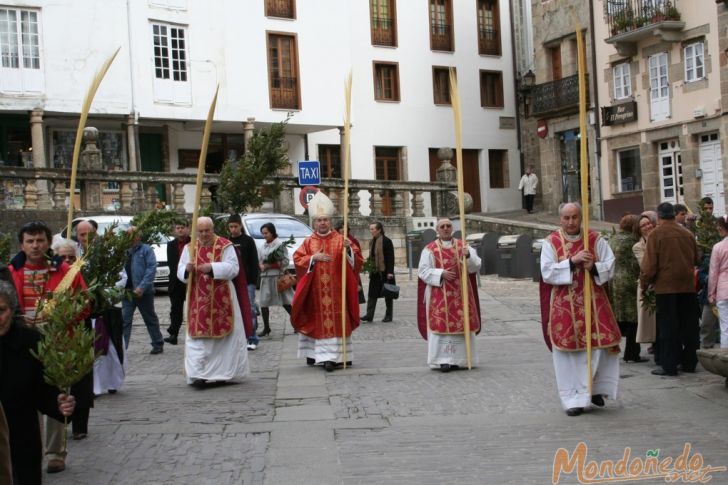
[46,273,728,485]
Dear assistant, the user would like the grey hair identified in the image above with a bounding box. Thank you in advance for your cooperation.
[198,216,214,227]
[558,202,582,216]
[0,280,18,312]
[52,238,79,256]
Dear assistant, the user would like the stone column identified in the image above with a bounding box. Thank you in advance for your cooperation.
[120,182,133,211]
[52,181,66,209]
[30,108,52,209]
[393,191,405,217]
[126,113,145,210]
[435,147,459,217]
[369,189,382,216]
[145,186,157,209]
[348,188,360,217]
[201,186,212,209]
[243,117,255,154]
[173,183,186,213]
[411,190,425,217]
[79,127,104,210]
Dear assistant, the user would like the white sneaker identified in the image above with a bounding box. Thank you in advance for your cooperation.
[247,343,257,350]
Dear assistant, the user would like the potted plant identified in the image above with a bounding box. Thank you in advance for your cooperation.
[665,4,681,20]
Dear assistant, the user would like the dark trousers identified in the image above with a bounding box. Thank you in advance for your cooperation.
[168,289,186,337]
[364,295,393,320]
[618,321,641,361]
[72,407,90,435]
[655,293,699,373]
[525,194,535,213]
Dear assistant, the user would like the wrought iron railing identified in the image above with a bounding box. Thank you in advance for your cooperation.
[531,74,587,115]
[605,0,681,37]
[478,28,500,55]
[371,16,395,46]
[271,76,299,109]
[430,23,452,51]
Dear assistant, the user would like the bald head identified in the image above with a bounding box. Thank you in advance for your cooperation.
[76,220,95,247]
[559,203,582,236]
[436,218,454,241]
[197,217,215,246]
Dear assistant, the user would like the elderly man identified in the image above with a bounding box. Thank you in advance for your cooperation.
[417,218,481,372]
[75,220,96,255]
[121,227,164,354]
[292,193,363,372]
[177,217,253,387]
[640,202,700,376]
[540,203,622,416]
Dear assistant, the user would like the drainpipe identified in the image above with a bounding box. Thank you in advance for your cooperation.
[509,0,525,208]
[588,0,604,220]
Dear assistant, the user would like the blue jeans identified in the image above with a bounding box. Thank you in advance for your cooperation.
[122,291,164,350]
[247,283,259,345]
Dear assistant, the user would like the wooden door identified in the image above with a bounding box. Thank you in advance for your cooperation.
[551,46,562,81]
[429,148,482,212]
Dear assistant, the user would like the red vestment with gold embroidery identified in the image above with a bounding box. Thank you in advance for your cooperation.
[545,230,621,351]
[188,236,235,339]
[291,231,363,339]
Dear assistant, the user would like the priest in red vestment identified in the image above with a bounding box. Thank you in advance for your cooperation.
[178,217,253,387]
[540,202,622,417]
[417,217,482,372]
[292,192,363,372]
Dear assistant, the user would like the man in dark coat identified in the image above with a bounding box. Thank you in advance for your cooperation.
[165,219,190,345]
[361,222,396,322]
[227,214,260,349]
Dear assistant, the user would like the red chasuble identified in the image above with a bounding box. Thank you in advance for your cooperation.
[540,230,621,352]
[291,231,363,339]
[416,239,481,340]
[188,236,238,339]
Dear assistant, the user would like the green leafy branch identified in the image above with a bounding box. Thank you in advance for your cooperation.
[641,288,656,315]
[264,235,295,264]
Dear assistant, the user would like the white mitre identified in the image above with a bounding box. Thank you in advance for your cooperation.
[309,191,335,218]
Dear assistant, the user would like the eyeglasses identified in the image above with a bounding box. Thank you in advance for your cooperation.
[60,254,77,263]
[439,224,452,228]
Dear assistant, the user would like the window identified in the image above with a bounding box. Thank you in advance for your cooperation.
[550,46,562,81]
[684,42,705,82]
[477,0,500,55]
[149,0,187,9]
[659,140,683,203]
[649,52,669,121]
[616,148,641,192]
[429,0,453,52]
[370,0,397,47]
[265,0,295,19]
[374,146,402,216]
[373,62,400,101]
[433,67,454,105]
[488,150,508,188]
[267,33,300,109]
[151,22,191,104]
[0,7,42,93]
[318,145,341,178]
[613,62,631,99]
[480,70,503,108]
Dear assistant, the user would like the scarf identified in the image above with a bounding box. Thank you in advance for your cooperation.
[370,235,385,273]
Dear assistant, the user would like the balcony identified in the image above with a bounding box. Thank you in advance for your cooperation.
[531,74,587,116]
[371,16,396,46]
[605,0,685,56]
[478,28,501,56]
[270,76,299,110]
[265,0,294,19]
[430,23,453,51]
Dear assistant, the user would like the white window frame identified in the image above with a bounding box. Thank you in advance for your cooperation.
[0,7,43,94]
[616,147,641,192]
[658,140,683,204]
[684,42,705,82]
[151,21,191,105]
[649,52,670,122]
[613,62,631,100]
[149,0,187,10]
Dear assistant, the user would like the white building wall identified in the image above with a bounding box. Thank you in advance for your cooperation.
[0,0,519,215]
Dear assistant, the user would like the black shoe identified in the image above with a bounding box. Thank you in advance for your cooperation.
[190,379,207,388]
[382,316,392,322]
[108,389,117,394]
[306,358,315,366]
[591,395,605,407]
[360,315,373,322]
[678,365,696,373]
[163,336,178,345]
[566,407,583,417]
[258,328,271,337]
[324,361,336,372]
[651,368,677,376]
[624,356,648,363]
[440,364,452,373]
[150,347,163,355]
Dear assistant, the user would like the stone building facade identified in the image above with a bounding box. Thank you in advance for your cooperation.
[594,0,725,219]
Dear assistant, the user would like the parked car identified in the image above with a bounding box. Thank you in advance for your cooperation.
[53,215,171,288]
[216,213,313,271]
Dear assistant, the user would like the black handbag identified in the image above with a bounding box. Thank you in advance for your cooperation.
[381,282,400,300]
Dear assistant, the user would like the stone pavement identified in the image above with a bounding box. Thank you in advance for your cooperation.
[46,272,728,485]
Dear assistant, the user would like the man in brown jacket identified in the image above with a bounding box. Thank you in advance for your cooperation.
[640,202,700,376]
